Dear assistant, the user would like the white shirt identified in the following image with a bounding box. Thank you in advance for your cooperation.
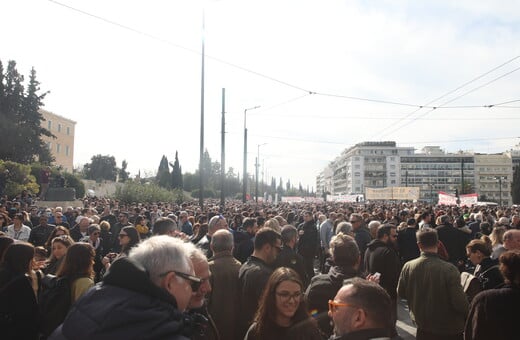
[6,224,32,241]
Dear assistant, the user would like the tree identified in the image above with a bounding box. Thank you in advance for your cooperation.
[119,160,129,182]
[83,155,118,181]
[0,60,54,164]
[513,165,520,204]
[156,155,170,188]
[169,151,183,189]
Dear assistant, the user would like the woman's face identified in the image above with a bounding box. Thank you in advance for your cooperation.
[275,280,302,322]
[52,242,68,260]
[55,230,66,237]
[467,249,483,266]
[119,231,130,247]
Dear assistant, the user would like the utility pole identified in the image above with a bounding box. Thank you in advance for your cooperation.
[220,88,225,208]
[405,170,408,187]
[243,105,260,203]
[461,158,465,195]
[198,10,205,209]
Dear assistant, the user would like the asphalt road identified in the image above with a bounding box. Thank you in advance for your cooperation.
[396,299,417,340]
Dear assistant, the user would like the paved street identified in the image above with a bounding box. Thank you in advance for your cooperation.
[396,299,416,339]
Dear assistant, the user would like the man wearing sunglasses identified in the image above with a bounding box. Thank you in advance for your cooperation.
[50,236,198,339]
[329,278,394,339]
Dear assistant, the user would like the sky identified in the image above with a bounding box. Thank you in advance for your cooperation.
[2,0,520,190]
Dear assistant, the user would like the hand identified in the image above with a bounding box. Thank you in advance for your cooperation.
[366,273,381,284]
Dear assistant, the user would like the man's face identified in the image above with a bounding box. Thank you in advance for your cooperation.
[386,228,398,246]
[329,285,357,336]
[504,231,520,250]
[188,260,211,309]
[39,216,48,227]
[165,263,196,312]
[266,239,283,264]
[349,216,362,231]
[79,218,90,230]
[304,213,313,222]
[118,214,128,224]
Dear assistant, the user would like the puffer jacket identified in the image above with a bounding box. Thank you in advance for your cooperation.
[49,257,190,340]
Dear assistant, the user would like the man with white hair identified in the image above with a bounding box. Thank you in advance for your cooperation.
[197,215,228,258]
[50,236,198,339]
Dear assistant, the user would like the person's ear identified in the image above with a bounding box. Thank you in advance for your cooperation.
[352,308,367,329]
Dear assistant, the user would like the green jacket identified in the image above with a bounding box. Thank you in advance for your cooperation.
[397,252,469,335]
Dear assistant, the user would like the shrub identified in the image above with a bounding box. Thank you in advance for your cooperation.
[114,181,186,204]
[0,160,39,198]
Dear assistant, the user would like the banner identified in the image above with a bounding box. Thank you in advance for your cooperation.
[326,194,362,203]
[281,196,304,203]
[438,192,478,206]
[365,187,420,200]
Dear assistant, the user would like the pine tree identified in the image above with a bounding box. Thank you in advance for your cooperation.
[170,151,183,189]
[119,160,129,182]
[156,155,170,188]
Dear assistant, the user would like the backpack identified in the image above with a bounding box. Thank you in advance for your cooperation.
[460,265,499,302]
[38,274,72,337]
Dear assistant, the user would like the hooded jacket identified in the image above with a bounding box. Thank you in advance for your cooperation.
[49,257,189,340]
[364,239,401,299]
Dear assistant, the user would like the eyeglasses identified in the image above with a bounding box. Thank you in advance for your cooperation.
[276,291,302,302]
[92,232,100,236]
[159,270,202,291]
[118,234,128,238]
[328,300,357,313]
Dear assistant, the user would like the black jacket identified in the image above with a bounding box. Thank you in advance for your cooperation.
[364,239,401,299]
[397,227,420,265]
[274,245,309,288]
[465,284,520,340]
[436,224,470,266]
[297,220,319,258]
[49,257,190,340]
[474,257,503,290]
[238,256,273,339]
[305,265,359,337]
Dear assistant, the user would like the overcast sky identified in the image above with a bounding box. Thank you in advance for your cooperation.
[3,0,520,190]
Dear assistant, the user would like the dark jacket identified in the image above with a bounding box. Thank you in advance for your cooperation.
[69,226,86,242]
[274,245,309,288]
[49,257,190,340]
[28,224,55,247]
[397,227,420,265]
[354,226,372,261]
[297,220,319,258]
[464,284,520,340]
[330,328,398,340]
[364,239,400,299]
[305,265,359,337]
[208,253,242,340]
[473,257,503,291]
[233,229,254,264]
[0,269,39,340]
[196,235,213,259]
[238,256,273,339]
[245,319,323,340]
[436,224,470,266]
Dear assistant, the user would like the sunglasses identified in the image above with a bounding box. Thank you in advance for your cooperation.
[159,270,202,291]
[328,300,356,313]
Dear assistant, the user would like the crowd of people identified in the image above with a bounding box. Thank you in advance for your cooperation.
[1,196,520,340]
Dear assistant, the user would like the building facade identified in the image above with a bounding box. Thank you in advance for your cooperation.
[40,109,76,172]
[319,141,514,205]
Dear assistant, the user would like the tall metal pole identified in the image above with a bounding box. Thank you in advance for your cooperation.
[499,177,502,207]
[220,88,225,208]
[405,170,408,187]
[255,143,267,203]
[461,158,465,195]
[242,106,260,203]
[198,10,205,208]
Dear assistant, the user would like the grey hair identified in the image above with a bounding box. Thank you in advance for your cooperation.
[211,229,234,253]
[208,215,223,234]
[368,220,381,231]
[185,241,207,264]
[129,235,192,285]
[336,221,353,235]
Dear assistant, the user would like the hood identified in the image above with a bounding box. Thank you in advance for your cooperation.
[103,257,178,306]
[366,239,387,251]
[329,265,359,282]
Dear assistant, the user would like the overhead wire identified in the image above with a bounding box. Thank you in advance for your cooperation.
[48,0,520,112]
[372,55,520,139]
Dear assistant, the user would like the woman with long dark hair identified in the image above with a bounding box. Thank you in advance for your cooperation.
[0,242,39,340]
[245,267,322,340]
[56,242,95,303]
[101,226,140,272]
[44,235,74,275]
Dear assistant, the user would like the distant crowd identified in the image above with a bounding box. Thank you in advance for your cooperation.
[1,197,520,340]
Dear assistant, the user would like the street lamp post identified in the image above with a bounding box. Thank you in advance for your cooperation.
[495,176,503,207]
[256,143,267,203]
[243,105,260,203]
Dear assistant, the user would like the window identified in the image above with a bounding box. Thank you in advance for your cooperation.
[390,172,396,177]
[354,172,361,177]
[58,124,61,132]
[65,145,70,156]
[66,127,70,135]
[47,142,51,149]
[56,144,61,154]
[47,120,52,130]
[391,180,396,184]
